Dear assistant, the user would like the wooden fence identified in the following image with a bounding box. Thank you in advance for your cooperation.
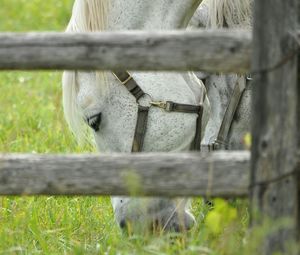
[0,0,299,254]
[0,30,251,73]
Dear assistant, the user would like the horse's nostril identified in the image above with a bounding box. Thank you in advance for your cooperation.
[119,219,127,229]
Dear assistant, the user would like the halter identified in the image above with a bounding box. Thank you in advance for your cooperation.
[113,71,203,152]
[86,72,249,152]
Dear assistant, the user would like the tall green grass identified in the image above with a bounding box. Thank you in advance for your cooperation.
[0,0,73,32]
[0,1,252,254]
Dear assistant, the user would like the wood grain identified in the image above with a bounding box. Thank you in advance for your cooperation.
[0,30,252,73]
[250,0,299,253]
[0,151,250,197]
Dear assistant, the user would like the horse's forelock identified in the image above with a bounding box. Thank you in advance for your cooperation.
[67,0,109,32]
[62,71,86,143]
[63,0,109,143]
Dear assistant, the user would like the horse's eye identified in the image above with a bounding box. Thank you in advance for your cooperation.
[86,112,102,132]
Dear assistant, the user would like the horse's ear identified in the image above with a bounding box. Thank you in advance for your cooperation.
[67,0,109,32]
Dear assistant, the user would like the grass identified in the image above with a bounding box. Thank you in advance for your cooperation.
[0,1,253,254]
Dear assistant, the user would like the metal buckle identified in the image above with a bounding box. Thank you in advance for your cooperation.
[212,142,219,150]
[113,72,133,85]
[212,139,228,150]
[150,101,172,111]
[246,74,253,81]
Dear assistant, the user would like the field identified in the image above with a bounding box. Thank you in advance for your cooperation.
[0,1,251,254]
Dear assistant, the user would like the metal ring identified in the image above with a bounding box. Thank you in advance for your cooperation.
[136,93,153,107]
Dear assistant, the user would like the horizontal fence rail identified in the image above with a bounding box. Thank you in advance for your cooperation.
[0,151,250,197]
[0,30,252,73]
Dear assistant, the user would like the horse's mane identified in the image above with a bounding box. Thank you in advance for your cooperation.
[203,0,252,28]
[62,0,109,143]
[66,0,109,32]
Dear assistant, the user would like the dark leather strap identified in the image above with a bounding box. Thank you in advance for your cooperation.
[132,105,149,152]
[190,107,203,151]
[165,101,201,114]
[113,71,145,100]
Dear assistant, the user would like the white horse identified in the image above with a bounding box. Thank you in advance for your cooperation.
[190,0,253,150]
[62,0,252,233]
[63,0,210,233]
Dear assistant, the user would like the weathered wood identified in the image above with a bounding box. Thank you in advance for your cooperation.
[0,151,249,197]
[251,0,299,253]
[297,10,300,242]
[0,30,252,73]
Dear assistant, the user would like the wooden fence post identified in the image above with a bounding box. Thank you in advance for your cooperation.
[251,0,299,254]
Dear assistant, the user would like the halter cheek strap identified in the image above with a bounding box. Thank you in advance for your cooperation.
[113,71,203,152]
[214,76,246,147]
[113,71,149,152]
[201,75,251,151]
[132,105,149,152]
